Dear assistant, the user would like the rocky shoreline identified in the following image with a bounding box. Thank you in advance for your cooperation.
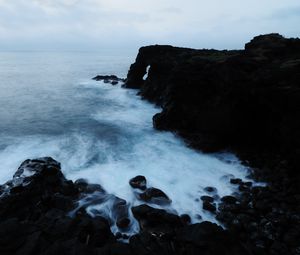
[0,157,251,255]
[123,33,300,254]
[0,34,299,254]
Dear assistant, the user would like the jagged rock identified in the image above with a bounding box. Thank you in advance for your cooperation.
[92,75,125,85]
[75,178,105,194]
[124,34,300,154]
[139,187,171,205]
[129,175,147,190]
[221,196,238,204]
[131,204,182,233]
[0,158,117,255]
[200,195,214,203]
[202,201,216,212]
[112,197,130,229]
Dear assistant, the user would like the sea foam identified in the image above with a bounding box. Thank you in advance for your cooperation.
[0,80,250,235]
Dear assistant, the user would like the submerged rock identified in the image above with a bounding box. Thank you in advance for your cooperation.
[204,186,218,194]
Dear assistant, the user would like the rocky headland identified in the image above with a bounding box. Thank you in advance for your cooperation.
[0,34,299,254]
[124,33,300,254]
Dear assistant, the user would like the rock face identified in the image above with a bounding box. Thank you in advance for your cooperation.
[124,33,300,155]
[124,33,300,255]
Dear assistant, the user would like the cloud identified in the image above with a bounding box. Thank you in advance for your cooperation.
[270,6,300,19]
[0,0,299,50]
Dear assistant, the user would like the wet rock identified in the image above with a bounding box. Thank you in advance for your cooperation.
[239,184,250,192]
[204,186,218,194]
[92,75,125,85]
[180,214,191,225]
[175,222,248,254]
[243,181,253,187]
[116,217,131,229]
[200,195,214,203]
[202,201,216,212]
[221,196,238,204]
[112,197,130,229]
[131,204,182,232]
[139,187,171,205]
[75,178,105,194]
[0,158,119,255]
[115,232,123,240]
[230,178,243,185]
[129,175,147,190]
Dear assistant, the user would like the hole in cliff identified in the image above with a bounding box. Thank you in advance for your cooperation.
[143,65,150,81]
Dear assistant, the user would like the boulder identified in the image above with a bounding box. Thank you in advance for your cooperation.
[139,187,171,205]
[129,175,147,190]
[92,75,125,85]
[202,201,217,213]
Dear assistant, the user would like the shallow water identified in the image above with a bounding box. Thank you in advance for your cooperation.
[0,51,250,234]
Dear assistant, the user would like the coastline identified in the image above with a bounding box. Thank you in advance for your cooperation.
[0,33,299,255]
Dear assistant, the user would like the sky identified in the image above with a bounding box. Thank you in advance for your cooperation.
[0,0,299,50]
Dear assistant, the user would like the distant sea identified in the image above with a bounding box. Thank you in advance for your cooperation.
[0,50,249,233]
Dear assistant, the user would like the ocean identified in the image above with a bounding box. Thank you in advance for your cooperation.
[0,50,250,234]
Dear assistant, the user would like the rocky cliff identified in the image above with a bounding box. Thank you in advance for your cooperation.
[125,34,300,155]
[122,34,300,254]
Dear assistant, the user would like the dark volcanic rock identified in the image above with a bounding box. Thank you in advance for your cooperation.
[124,34,300,154]
[139,187,172,205]
[200,195,214,203]
[221,196,238,204]
[1,156,298,254]
[129,219,248,255]
[131,204,182,233]
[230,178,243,185]
[129,175,147,190]
[4,158,255,255]
[204,186,218,194]
[0,158,118,255]
[93,75,125,85]
[124,34,300,254]
[112,197,131,230]
[202,201,217,213]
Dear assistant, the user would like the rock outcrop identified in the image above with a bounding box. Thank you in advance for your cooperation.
[123,34,300,254]
[0,158,252,255]
[124,33,300,155]
[93,75,125,85]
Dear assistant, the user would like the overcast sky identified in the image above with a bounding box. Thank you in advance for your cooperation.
[0,0,299,50]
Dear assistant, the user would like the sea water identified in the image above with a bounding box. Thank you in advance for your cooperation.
[0,50,250,234]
